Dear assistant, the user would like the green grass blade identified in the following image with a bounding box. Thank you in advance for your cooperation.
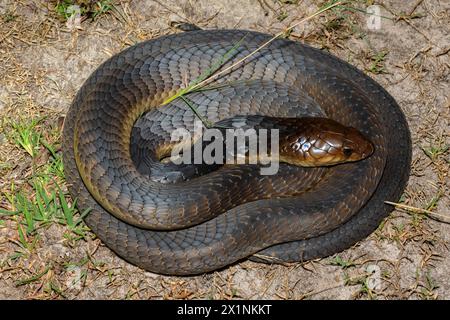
[16,266,51,286]
[17,194,34,234]
[73,206,91,227]
[0,208,18,215]
[190,79,257,93]
[16,222,29,249]
[179,96,213,128]
[162,33,248,105]
[58,189,73,227]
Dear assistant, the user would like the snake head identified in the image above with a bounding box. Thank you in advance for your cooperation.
[279,117,374,167]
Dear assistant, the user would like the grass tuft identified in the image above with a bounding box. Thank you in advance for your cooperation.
[54,0,114,22]
[366,50,389,74]
[9,118,43,158]
[0,115,90,261]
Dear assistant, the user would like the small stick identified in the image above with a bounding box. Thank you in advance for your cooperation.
[385,201,450,223]
[408,0,424,17]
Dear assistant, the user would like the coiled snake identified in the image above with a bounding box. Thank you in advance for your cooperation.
[63,30,411,275]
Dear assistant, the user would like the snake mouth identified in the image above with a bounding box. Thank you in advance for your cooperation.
[344,130,375,163]
[361,142,375,159]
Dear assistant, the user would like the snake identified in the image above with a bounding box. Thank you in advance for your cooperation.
[62,30,412,275]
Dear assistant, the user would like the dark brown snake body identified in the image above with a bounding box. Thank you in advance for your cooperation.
[63,30,411,275]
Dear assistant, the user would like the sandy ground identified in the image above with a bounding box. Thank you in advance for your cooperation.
[0,0,449,299]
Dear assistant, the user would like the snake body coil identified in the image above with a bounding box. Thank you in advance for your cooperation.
[63,30,411,275]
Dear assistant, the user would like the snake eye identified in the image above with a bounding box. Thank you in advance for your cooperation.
[343,147,353,157]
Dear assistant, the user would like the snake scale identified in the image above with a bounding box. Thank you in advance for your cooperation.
[63,30,412,275]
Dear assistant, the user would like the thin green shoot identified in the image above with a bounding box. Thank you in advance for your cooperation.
[162,1,344,125]
[179,96,233,129]
[340,5,393,20]
[189,1,344,93]
[191,79,258,93]
[179,96,213,128]
[10,118,43,158]
[16,266,51,286]
[92,0,114,20]
[162,33,249,106]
